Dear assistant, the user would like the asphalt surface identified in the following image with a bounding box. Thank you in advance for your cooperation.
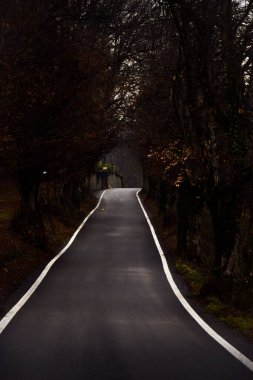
[0,188,252,380]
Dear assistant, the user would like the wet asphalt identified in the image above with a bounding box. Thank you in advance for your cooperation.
[0,188,252,380]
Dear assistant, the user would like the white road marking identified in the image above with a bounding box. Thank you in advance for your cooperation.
[0,191,106,335]
[136,190,253,372]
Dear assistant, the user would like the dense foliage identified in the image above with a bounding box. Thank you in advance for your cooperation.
[0,0,150,208]
[131,0,253,282]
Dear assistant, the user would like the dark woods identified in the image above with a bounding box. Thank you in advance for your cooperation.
[0,0,139,244]
[135,1,253,298]
[0,1,253,294]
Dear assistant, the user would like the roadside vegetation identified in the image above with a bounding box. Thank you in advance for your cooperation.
[0,180,96,316]
[143,194,253,342]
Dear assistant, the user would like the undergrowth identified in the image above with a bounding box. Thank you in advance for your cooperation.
[175,259,207,295]
[142,192,253,342]
[0,182,97,316]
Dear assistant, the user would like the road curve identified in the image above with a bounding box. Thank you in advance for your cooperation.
[0,188,252,380]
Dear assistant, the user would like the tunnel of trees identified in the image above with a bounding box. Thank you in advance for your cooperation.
[0,1,253,302]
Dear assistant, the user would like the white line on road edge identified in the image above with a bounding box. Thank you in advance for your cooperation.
[136,190,253,373]
[0,190,106,335]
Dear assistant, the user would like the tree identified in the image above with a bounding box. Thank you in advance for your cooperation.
[129,0,253,277]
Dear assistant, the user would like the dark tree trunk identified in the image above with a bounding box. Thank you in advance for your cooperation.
[148,176,158,200]
[207,182,238,274]
[19,167,41,211]
[61,178,83,209]
[159,181,168,212]
[177,179,204,260]
[12,167,46,248]
[100,172,109,190]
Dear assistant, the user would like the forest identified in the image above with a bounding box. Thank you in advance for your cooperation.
[0,1,253,319]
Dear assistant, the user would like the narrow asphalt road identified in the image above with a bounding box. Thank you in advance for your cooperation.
[0,189,252,380]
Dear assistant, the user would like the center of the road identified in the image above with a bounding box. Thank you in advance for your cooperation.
[0,189,252,375]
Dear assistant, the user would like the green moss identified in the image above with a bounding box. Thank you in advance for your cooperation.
[205,297,228,315]
[175,259,207,295]
[220,315,253,332]
[176,260,253,338]
[205,296,253,335]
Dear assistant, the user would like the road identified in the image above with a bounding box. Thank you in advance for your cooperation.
[0,188,252,380]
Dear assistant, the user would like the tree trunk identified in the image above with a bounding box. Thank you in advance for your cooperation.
[148,176,158,200]
[225,206,251,277]
[207,182,238,274]
[159,181,168,212]
[177,179,204,260]
[12,167,47,248]
[19,167,41,211]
